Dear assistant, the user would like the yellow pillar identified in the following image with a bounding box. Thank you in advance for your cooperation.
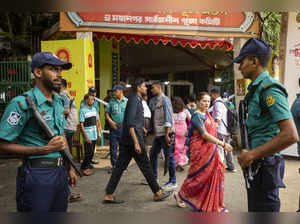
[98,38,120,127]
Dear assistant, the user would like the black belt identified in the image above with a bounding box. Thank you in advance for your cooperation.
[24,157,64,168]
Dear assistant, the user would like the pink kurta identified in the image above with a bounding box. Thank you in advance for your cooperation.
[173,109,191,166]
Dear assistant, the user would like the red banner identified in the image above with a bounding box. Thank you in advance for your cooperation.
[67,12,255,32]
[94,32,233,50]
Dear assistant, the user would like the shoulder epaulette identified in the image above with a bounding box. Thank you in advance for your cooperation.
[262,83,274,89]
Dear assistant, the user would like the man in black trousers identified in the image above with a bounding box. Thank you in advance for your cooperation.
[103,78,172,203]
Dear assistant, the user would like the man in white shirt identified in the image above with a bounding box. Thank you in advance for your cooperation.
[210,89,236,172]
[142,94,151,136]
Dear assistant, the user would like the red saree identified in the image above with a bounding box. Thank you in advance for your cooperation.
[179,111,226,212]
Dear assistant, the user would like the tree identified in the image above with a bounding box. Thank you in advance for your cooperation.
[0,13,59,59]
[257,12,281,55]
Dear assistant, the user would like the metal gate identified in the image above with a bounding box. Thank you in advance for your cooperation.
[0,61,31,119]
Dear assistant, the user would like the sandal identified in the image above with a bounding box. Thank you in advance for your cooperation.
[153,190,172,202]
[174,192,186,208]
[69,193,82,203]
[103,197,125,204]
[176,165,185,172]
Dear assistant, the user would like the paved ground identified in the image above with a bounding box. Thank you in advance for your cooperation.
[0,150,299,212]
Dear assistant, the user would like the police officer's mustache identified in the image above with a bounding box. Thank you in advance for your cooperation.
[53,78,61,83]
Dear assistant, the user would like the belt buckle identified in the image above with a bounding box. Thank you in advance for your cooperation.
[57,158,63,166]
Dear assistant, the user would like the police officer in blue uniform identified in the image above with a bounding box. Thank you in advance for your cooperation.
[234,38,299,212]
[0,52,78,212]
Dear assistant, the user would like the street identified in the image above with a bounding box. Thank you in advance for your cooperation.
[0,151,299,212]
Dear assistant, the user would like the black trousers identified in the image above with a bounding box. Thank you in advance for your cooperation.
[105,143,160,195]
[81,141,96,170]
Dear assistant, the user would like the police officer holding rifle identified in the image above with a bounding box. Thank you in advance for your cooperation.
[0,52,78,212]
[234,38,299,212]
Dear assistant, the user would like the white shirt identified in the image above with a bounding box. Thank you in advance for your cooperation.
[212,97,229,136]
[142,100,151,119]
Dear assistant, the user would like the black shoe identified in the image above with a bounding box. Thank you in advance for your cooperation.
[103,198,125,204]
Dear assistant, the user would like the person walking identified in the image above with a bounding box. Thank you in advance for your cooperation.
[0,52,77,212]
[103,78,172,203]
[149,81,177,191]
[172,96,191,171]
[174,92,232,212]
[142,93,152,137]
[234,38,299,212]
[210,89,237,172]
[79,94,102,176]
[105,84,128,173]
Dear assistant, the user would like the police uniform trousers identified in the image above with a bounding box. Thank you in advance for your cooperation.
[109,125,123,168]
[16,161,70,212]
[247,155,285,212]
[106,141,160,195]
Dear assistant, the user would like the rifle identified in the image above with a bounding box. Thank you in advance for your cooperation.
[94,97,108,107]
[24,94,83,177]
[238,99,254,189]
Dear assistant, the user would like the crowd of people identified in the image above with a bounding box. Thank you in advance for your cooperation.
[0,37,299,212]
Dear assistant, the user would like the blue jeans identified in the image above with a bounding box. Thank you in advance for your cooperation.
[109,126,123,167]
[16,164,69,212]
[150,136,176,184]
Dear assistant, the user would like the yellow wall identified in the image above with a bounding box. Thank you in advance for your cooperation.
[98,38,120,127]
[41,39,95,110]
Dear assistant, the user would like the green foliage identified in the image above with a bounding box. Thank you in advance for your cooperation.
[260,12,281,55]
[0,13,59,58]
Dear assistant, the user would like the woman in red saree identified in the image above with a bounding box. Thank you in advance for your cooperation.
[174,92,233,212]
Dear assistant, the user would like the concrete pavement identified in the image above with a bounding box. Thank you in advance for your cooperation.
[0,153,299,212]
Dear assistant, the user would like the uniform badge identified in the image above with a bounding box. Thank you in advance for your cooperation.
[43,115,52,121]
[7,112,21,125]
[266,95,275,107]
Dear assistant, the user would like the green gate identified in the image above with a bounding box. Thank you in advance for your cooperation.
[0,61,31,119]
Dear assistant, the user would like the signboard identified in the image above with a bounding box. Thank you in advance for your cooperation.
[66,12,254,32]
[282,12,300,157]
[41,39,95,110]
